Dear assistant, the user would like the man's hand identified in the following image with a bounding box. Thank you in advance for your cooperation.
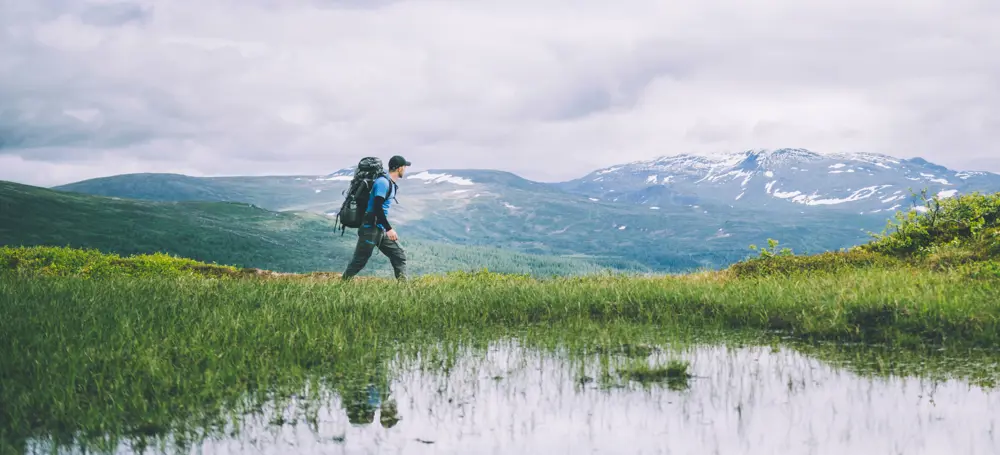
[385,229,398,241]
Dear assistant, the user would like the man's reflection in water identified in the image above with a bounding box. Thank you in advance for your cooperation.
[344,382,400,428]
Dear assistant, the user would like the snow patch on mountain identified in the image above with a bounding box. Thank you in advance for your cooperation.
[828,152,900,167]
[698,168,753,185]
[773,189,802,199]
[409,172,474,185]
[768,184,893,206]
[712,228,731,238]
[794,185,891,206]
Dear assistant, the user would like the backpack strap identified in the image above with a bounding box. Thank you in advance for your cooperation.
[377,174,398,203]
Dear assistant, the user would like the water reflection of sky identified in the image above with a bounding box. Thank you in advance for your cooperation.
[184,342,998,455]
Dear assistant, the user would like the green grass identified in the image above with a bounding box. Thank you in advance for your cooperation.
[615,359,692,390]
[3,189,1000,453]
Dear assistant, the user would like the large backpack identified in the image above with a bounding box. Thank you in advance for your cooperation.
[334,157,395,235]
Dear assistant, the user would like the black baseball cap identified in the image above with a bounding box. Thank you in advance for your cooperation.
[388,155,411,170]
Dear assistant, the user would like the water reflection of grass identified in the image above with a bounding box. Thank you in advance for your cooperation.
[615,359,692,390]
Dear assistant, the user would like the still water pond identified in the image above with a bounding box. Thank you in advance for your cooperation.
[26,340,1000,454]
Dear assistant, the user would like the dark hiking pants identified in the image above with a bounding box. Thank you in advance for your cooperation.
[341,224,407,281]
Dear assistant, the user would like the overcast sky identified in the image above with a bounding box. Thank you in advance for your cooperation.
[2,0,999,187]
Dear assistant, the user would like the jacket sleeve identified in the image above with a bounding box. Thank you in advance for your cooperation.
[372,196,392,231]
[371,178,392,231]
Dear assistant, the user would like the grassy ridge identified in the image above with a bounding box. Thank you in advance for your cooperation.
[730,191,1000,279]
[1,246,246,279]
[0,179,358,272]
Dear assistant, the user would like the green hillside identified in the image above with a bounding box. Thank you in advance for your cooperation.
[53,173,333,210]
[0,181,613,277]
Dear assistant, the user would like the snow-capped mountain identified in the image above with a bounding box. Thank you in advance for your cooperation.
[557,148,1000,214]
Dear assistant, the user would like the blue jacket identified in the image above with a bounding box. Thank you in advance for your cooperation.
[364,175,396,230]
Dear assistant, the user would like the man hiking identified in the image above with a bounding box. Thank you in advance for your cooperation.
[341,155,411,281]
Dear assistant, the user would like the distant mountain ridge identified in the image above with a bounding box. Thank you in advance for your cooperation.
[47,149,1000,273]
[558,148,1000,214]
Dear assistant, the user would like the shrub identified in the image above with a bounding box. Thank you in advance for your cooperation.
[728,247,902,278]
[0,245,241,279]
[862,190,1000,259]
[729,191,1000,278]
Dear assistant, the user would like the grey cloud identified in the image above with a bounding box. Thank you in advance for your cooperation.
[1,0,999,187]
[685,119,743,144]
[80,2,152,27]
[307,0,406,9]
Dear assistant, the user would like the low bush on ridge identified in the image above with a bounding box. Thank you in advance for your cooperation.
[0,245,243,279]
[728,191,1000,278]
